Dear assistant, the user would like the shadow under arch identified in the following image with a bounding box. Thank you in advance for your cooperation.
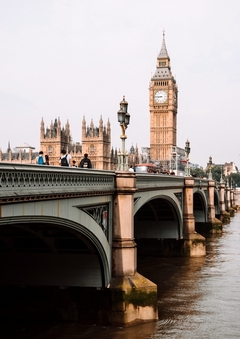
[214,188,221,216]
[134,196,182,257]
[134,195,182,239]
[193,190,208,223]
[0,215,110,288]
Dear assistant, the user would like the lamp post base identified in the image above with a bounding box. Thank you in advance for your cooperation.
[117,152,129,171]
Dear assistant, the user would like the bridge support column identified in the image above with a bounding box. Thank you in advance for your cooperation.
[231,188,238,213]
[207,180,222,233]
[226,185,235,217]
[109,171,158,326]
[219,182,230,223]
[183,178,206,257]
[234,189,240,209]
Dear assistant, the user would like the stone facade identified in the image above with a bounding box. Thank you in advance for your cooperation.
[206,159,238,176]
[223,162,238,176]
[0,114,141,169]
[0,148,39,164]
[81,116,111,170]
[40,116,118,169]
[0,117,120,170]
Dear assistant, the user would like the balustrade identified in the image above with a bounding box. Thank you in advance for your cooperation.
[0,164,115,201]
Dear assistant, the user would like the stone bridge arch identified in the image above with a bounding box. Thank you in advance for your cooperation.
[0,202,111,288]
[133,194,182,257]
[193,190,208,223]
[134,193,182,239]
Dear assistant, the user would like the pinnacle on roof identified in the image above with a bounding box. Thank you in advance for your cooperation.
[157,30,169,60]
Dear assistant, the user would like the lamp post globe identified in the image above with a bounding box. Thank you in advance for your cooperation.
[184,139,191,176]
[117,96,130,171]
[208,156,213,180]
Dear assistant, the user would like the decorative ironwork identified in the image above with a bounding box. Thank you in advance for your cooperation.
[82,205,109,237]
[0,170,114,189]
[0,164,115,205]
[134,197,141,205]
[174,192,182,206]
[0,191,115,205]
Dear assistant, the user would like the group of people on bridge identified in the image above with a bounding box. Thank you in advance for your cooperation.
[36,150,92,168]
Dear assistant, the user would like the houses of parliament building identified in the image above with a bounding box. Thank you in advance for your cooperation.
[0,34,179,170]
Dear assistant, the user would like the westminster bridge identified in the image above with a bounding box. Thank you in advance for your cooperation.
[0,163,237,326]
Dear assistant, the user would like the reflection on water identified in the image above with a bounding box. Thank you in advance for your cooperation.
[2,213,240,338]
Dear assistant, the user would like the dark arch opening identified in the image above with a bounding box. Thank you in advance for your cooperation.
[134,197,181,257]
[0,221,110,327]
[0,222,105,287]
[193,192,206,222]
[194,192,210,234]
[214,190,220,217]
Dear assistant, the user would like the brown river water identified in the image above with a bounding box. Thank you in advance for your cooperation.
[2,213,240,338]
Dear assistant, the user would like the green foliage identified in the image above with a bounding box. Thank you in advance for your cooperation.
[206,166,240,185]
[209,165,222,182]
[190,167,206,178]
[227,173,240,188]
[188,165,239,185]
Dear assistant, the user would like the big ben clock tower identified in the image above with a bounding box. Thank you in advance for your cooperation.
[149,32,178,168]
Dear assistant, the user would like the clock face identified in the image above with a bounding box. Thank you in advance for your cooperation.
[154,90,168,103]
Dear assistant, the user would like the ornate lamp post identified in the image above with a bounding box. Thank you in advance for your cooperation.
[184,139,191,176]
[208,156,213,180]
[117,96,130,170]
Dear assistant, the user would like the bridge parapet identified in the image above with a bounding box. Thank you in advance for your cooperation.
[135,173,185,190]
[135,174,211,191]
[0,163,115,203]
[192,178,209,191]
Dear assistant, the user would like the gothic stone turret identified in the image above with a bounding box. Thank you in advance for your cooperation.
[40,117,73,165]
[81,116,111,170]
[40,117,112,169]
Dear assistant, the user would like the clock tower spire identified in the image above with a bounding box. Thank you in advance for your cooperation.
[149,32,178,169]
[157,30,170,64]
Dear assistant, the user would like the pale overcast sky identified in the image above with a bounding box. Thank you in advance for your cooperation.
[1,0,240,168]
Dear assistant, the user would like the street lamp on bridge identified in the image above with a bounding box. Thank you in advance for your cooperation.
[208,156,213,180]
[184,139,191,176]
[117,96,130,170]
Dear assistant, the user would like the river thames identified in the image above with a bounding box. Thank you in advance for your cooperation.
[2,212,240,338]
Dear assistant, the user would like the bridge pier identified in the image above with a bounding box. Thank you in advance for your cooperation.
[219,182,230,223]
[207,179,222,233]
[233,187,240,209]
[183,178,206,257]
[231,187,238,213]
[226,185,235,217]
[110,171,158,326]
